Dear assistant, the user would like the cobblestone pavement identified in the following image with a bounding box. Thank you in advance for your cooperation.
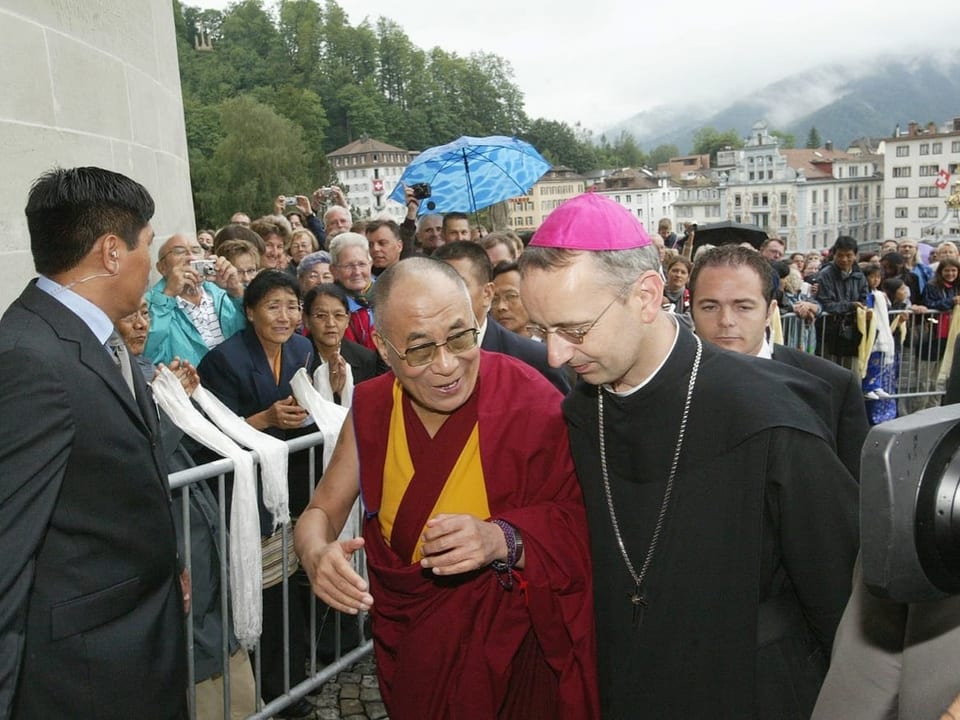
[307,654,386,720]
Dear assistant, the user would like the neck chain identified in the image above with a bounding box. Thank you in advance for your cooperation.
[598,333,702,627]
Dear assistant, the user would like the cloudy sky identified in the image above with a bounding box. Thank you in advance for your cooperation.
[190,0,960,131]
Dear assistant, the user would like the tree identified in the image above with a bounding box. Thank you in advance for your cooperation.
[769,129,796,149]
[805,126,822,149]
[193,95,313,226]
[649,144,680,167]
[521,118,598,174]
[692,127,744,163]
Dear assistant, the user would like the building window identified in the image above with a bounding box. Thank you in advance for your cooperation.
[919,165,939,176]
[749,171,755,181]
[933,142,943,154]
[752,193,759,205]
[892,167,912,177]
[767,171,773,179]
[896,145,910,157]
[895,187,909,198]
[780,214,788,227]
[824,211,829,224]
[920,143,930,155]
[849,166,859,177]
[735,215,742,223]
[952,141,960,153]
[761,193,769,206]
[812,212,818,225]
[850,186,859,200]
[919,186,939,198]
[894,227,908,238]
[780,192,787,205]
[894,207,908,218]
[839,188,845,201]
[625,194,632,203]
[734,194,742,207]
[919,207,940,218]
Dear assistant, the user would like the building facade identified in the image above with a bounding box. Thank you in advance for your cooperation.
[326,137,417,222]
[881,118,960,242]
[507,167,585,231]
[717,123,883,250]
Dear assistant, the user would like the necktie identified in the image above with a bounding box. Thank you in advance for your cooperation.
[107,331,137,398]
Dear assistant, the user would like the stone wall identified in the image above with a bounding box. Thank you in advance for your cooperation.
[0,0,194,310]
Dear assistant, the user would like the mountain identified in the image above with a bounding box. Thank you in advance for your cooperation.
[607,52,960,154]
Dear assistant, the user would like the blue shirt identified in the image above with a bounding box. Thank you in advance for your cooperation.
[35,275,114,347]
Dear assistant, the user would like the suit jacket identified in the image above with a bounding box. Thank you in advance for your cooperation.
[812,556,960,720]
[772,345,869,480]
[197,326,317,521]
[481,317,571,394]
[0,281,186,720]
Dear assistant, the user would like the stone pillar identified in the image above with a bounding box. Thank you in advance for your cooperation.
[0,0,194,310]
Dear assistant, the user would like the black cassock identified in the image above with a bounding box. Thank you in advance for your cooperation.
[564,326,858,720]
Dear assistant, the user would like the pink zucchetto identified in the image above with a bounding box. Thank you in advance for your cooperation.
[529,191,652,251]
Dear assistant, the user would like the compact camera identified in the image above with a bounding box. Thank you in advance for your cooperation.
[411,183,432,200]
[190,259,216,277]
[283,196,298,206]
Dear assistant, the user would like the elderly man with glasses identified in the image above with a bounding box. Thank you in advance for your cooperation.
[295,257,598,720]
[518,193,857,720]
[145,233,246,366]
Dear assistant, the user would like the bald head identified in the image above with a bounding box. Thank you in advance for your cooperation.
[371,257,472,335]
[156,233,203,275]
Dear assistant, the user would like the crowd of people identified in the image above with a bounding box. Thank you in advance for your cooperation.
[4,166,960,720]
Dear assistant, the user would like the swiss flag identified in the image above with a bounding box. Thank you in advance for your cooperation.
[372,178,384,194]
[935,168,951,190]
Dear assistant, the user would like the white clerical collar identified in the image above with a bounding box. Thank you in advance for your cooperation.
[603,315,680,397]
[477,315,489,347]
[755,337,774,359]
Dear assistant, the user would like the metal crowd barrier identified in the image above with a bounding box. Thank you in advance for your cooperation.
[169,431,372,720]
[778,308,951,409]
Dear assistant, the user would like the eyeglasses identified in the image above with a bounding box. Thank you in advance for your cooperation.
[379,327,479,367]
[237,267,259,278]
[119,308,150,324]
[159,246,203,261]
[310,311,349,323]
[335,262,370,272]
[526,283,632,345]
[493,290,522,305]
[262,302,303,315]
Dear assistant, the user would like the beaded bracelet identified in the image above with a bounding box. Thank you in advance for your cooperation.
[490,519,519,589]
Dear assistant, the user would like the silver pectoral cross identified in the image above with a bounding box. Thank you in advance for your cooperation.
[628,583,647,627]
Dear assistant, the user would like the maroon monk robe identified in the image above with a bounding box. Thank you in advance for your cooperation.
[352,351,598,720]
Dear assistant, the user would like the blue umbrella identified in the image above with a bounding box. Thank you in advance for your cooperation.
[388,135,551,215]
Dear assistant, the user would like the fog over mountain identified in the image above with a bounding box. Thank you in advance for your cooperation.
[606,50,960,153]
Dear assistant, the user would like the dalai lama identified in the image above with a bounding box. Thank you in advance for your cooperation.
[294,257,598,720]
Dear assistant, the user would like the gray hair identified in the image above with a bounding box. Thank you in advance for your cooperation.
[328,232,370,265]
[297,250,332,278]
[416,213,442,231]
[324,205,351,224]
[518,246,662,289]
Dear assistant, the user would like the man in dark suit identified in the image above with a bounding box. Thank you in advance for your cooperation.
[433,241,571,394]
[0,167,187,719]
[690,244,870,479]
